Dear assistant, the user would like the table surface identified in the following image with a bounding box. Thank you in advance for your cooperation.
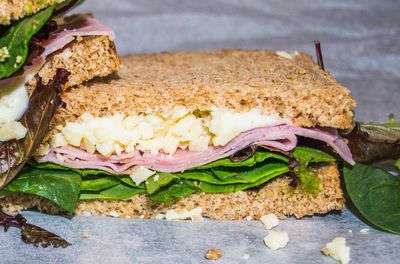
[1,1,399,263]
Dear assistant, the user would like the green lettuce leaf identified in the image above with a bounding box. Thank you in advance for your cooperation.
[80,184,144,200]
[343,164,400,235]
[145,173,177,195]
[294,165,320,197]
[395,159,400,171]
[293,146,336,164]
[31,161,141,188]
[81,176,120,191]
[148,180,197,202]
[197,165,289,193]
[179,162,289,185]
[0,6,55,79]
[0,165,81,212]
[195,151,289,169]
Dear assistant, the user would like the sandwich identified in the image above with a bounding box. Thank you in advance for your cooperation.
[0,49,356,220]
[0,0,119,185]
[0,0,119,142]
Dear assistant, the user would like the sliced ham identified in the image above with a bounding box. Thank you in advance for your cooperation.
[36,125,355,174]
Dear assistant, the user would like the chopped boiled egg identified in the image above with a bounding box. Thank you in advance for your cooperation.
[129,166,156,185]
[49,106,287,157]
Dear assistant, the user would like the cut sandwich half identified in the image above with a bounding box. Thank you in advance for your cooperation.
[0,50,356,220]
[0,2,119,186]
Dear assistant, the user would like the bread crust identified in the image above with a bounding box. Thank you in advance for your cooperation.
[0,163,344,219]
[52,49,355,130]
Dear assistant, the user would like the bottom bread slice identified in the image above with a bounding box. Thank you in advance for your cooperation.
[0,163,344,220]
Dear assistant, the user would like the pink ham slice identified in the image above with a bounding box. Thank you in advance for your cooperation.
[36,125,355,174]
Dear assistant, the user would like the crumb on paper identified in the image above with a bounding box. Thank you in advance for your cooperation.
[359,228,370,234]
[205,249,223,260]
[80,232,89,239]
[263,231,289,250]
[260,213,280,230]
[242,254,250,260]
[107,210,120,218]
[154,213,166,219]
[165,207,203,221]
[321,237,350,264]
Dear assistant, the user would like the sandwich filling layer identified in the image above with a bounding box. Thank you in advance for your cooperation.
[37,107,354,171]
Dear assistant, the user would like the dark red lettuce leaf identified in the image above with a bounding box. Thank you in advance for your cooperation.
[0,69,70,188]
[1,211,70,248]
[341,116,400,164]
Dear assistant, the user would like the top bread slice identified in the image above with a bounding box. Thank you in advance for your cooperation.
[53,49,356,129]
[0,0,63,25]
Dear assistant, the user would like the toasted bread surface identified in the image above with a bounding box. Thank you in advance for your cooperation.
[52,50,355,130]
[0,162,344,219]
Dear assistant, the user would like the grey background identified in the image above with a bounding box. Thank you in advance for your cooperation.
[1,1,400,263]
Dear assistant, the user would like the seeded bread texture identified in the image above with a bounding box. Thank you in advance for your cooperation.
[0,163,344,219]
[0,0,63,25]
[51,50,355,130]
[27,35,120,95]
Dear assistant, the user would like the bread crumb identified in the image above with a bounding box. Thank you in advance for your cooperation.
[260,213,280,230]
[205,249,223,260]
[165,207,203,221]
[321,237,350,264]
[242,254,250,260]
[80,232,89,239]
[263,231,289,250]
[107,210,120,217]
[359,228,370,234]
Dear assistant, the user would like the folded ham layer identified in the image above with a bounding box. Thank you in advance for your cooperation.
[36,124,355,174]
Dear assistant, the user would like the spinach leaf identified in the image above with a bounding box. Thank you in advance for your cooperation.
[80,184,144,200]
[197,166,289,193]
[145,173,177,195]
[148,180,197,202]
[343,164,400,235]
[294,165,320,197]
[179,163,289,185]
[0,69,69,188]
[0,6,55,79]
[395,159,400,171]
[196,151,288,169]
[81,176,120,191]
[293,146,336,164]
[0,165,81,212]
[31,161,142,188]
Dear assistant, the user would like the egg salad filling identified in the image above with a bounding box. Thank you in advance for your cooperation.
[46,106,287,157]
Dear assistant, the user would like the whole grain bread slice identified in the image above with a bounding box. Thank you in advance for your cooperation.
[0,0,63,25]
[0,162,344,219]
[27,35,120,95]
[51,49,355,131]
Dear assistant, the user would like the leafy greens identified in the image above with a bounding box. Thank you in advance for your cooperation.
[0,6,55,79]
[0,147,335,210]
[343,164,400,235]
